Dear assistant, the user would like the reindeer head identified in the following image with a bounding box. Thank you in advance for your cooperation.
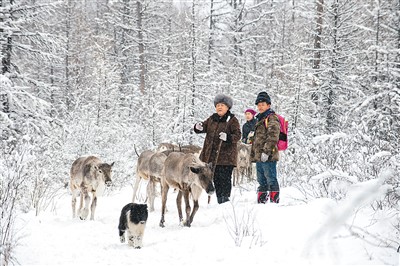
[95,162,114,187]
[190,162,215,195]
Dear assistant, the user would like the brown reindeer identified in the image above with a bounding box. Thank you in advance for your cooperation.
[233,143,253,186]
[144,151,170,211]
[70,156,114,220]
[133,146,202,212]
[159,152,214,228]
[132,150,171,212]
[132,150,154,204]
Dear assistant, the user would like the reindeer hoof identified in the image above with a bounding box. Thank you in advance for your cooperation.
[120,236,125,243]
[134,246,141,249]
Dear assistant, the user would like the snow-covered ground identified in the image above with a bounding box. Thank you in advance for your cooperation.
[14,181,399,266]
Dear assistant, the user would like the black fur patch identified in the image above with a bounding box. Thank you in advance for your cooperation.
[129,203,148,224]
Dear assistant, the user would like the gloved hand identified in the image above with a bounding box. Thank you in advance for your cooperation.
[261,152,269,162]
[248,131,255,138]
[195,122,203,131]
[219,132,227,141]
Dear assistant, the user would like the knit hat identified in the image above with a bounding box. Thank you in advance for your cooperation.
[255,91,271,105]
[214,94,233,109]
[244,108,256,116]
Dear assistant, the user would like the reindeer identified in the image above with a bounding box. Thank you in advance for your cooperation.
[133,150,172,211]
[145,151,171,211]
[70,156,114,220]
[133,146,202,211]
[159,152,215,228]
[233,143,252,186]
[132,150,153,205]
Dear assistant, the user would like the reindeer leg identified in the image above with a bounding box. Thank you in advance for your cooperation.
[188,199,199,227]
[71,189,78,219]
[159,183,169,227]
[146,178,155,212]
[132,175,141,203]
[183,190,191,227]
[176,190,183,224]
[90,192,97,220]
[78,189,84,217]
[79,185,90,220]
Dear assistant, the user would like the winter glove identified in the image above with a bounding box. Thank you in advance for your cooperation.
[261,153,269,162]
[195,122,203,131]
[219,132,227,142]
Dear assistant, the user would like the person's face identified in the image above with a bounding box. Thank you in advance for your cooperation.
[245,112,254,121]
[257,102,270,113]
[216,103,229,117]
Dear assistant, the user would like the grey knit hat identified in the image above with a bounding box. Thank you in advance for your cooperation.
[214,94,233,109]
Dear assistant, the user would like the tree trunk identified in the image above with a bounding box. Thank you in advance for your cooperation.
[208,0,214,66]
[120,0,130,88]
[65,0,72,110]
[326,0,339,133]
[1,37,11,74]
[137,0,146,95]
[190,0,197,144]
[312,0,323,95]
[1,0,12,74]
[231,0,243,66]
[397,0,400,74]
[372,0,381,110]
[373,0,381,84]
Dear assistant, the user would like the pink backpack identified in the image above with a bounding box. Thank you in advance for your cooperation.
[265,113,288,151]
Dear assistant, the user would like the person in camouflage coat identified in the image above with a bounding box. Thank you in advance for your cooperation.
[250,91,281,203]
[194,94,241,204]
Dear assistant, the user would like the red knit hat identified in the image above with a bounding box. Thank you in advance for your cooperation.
[244,108,256,116]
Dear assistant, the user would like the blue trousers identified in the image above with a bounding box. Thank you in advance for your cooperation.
[255,161,279,191]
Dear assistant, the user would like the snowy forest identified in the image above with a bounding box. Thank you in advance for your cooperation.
[1,0,399,264]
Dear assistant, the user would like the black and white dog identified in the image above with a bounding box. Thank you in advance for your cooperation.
[118,203,148,249]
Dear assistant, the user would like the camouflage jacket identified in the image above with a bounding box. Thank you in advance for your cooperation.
[250,110,280,162]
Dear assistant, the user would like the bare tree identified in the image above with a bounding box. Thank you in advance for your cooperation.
[137,0,146,95]
[312,0,324,100]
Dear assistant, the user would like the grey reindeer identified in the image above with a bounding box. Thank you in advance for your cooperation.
[159,152,215,228]
[70,156,114,220]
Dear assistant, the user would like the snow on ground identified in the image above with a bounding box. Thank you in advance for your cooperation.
[14,182,399,266]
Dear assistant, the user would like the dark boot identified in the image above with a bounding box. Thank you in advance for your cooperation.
[257,191,268,204]
[219,196,229,204]
[217,197,222,204]
[270,191,280,203]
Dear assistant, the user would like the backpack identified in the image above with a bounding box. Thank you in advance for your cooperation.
[265,113,288,151]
